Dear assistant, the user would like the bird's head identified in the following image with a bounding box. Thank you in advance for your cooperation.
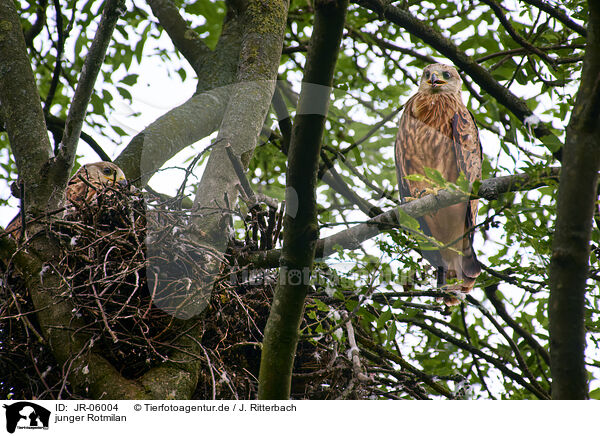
[418,63,462,95]
[78,162,127,188]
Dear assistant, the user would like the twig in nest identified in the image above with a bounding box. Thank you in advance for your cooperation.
[343,311,371,383]
[91,283,118,343]
[226,142,280,210]
[174,139,222,208]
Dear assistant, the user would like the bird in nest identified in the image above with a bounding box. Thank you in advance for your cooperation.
[4,162,128,240]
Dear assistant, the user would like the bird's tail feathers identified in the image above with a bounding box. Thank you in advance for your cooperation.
[461,245,481,280]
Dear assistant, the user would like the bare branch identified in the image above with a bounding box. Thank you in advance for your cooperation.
[43,0,66,114]
[484,285,550,365]
[23,0,48,46]
[45,114,112,162]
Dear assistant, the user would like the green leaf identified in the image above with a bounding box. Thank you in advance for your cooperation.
[313,298,330,312]
[423,167,447,187]
[117,87,132,102]
[377,309,392,328]
[121,74,139,86]
[396,208,421,231]
[455,172,471,192]
[112,125,127,136]
[540,134,563,153]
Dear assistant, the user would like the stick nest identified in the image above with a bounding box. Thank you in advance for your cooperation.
[1,185,371,400]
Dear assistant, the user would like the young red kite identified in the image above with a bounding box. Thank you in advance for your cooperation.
[395,63,482,305]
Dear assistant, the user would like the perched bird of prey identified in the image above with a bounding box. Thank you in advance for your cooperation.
[4,162,127,239]
[395,63,482,305]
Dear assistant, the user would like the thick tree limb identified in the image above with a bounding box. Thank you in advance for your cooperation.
[258,0,348,400]
[241,168,560,268]
[192,0,289,237]
[548,1,599,400]
[0,0,55,213]
[114,87,232,186]
[2,0,244,399]
[114,8,245,184]
[0,0,144,399]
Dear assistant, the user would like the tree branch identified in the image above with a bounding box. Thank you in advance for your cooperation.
[465,295,549,395]
[45,114,112,162]
[114,87,231,186]
[146,0,212,73]
[23,0,48,47]
[354,0,560,152]
[346,26,437,65]
[480,0,557,68]
[43,0,66,115]
[475,43,586,64]
[519,0,587,37]
[399,315,549,398]
[0,236,154,399]
[56,0,123,171]
[240,168,560,268]
[191,0,288,234]
[114,6,245,184]
[355,330,454,398]
[0,0,55,214]
[484,285,550,365]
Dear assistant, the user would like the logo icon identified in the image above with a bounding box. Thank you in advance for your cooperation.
[3,402,50,434]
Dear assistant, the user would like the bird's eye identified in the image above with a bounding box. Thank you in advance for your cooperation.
[424,71,431,79]
[442,71,451,80]
[102,167,113,176]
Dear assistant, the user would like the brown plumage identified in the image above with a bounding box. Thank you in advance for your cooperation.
[4,162,127,239]
[395,63,482,305]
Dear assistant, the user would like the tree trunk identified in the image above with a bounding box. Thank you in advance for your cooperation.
[258,0,348,399]
[548,0,600,400]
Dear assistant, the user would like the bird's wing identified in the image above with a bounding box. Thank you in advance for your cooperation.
[66,169,96,204]
[394,100,414,204]
[451,108,482,231]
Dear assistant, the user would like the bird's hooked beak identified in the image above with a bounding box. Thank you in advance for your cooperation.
[117,179,128,188]
[427,71,446,87]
